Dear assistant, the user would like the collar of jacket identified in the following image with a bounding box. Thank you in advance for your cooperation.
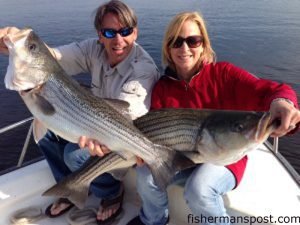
[163,67,181,81]
[162,66,201,84]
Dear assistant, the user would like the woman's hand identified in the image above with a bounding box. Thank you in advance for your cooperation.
[269,99,300,137]
[78,136,110,157]
[0,27,20,54]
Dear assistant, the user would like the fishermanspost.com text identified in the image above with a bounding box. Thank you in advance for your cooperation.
[187,213,300,224]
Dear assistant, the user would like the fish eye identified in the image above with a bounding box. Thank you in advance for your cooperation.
[28,43,36,51]
[233,123,244,132]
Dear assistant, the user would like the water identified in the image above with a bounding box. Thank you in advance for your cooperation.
[0,0,299,173]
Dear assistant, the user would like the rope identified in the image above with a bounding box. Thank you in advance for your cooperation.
[10,206,45,225]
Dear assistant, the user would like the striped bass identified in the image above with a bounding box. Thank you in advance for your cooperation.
[3,28,194,191]
[43,108,280,208]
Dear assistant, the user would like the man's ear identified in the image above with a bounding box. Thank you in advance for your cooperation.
[98,31,103,44]
[133,27,138,41]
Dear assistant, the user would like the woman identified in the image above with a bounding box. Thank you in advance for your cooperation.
[127,12,300,225]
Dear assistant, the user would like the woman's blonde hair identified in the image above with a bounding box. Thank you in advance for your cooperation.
[162,12,216,71]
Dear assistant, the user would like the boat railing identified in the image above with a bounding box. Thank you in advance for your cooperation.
[265,137,279,154]
[0,117,35,168]
[0,117,299,185]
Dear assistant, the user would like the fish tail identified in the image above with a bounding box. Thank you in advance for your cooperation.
[148,145,194,191]
[42,176,90,209]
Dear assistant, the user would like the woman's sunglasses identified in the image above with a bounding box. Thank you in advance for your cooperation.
[100,27,134,39]
[169,35,203,48]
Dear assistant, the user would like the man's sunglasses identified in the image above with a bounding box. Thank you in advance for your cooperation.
[100,27,134,39]
[169,35,203,48]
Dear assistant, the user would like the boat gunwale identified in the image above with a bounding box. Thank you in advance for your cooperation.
[0,117,299,187]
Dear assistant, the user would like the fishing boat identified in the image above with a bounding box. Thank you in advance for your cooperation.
[0,117,299,225]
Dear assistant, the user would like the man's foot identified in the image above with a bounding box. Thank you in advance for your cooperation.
[45,198,75,218]
[126,216,169,225]
[97,186,124,224]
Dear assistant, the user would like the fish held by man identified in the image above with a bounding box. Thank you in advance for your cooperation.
[3,28,194,191]
[43,108,280,209]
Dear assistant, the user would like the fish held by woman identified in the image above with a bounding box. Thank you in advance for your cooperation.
[43,108,280,209]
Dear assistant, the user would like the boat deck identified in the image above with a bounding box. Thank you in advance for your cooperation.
[0,144,299,225]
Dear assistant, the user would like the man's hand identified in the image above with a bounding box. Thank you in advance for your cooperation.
[269,99,300,137]
[0,27,20,54]
[136,156,145,166]
[78,136,110,157]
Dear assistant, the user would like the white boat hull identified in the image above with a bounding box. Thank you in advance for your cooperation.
[0,144,299,225]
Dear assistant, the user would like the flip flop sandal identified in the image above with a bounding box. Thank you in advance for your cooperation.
[10,206,45,225]
[97,186,124,225]
[45,198,75,218]
[67,207,98,225]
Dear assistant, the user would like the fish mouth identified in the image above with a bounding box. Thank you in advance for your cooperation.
[3,28,32,48]
[255,112,280,142]
[19,88,33,96]
[19,85,42,96]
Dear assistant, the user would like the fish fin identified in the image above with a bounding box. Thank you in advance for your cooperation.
[42,156,102,209]
[173,152,196,170]
[42,173,89,209]
[115,151,129,160]
[34,93,55,115]
[182,152,205,164]
[110,168,130,180]
[148,146,195,191]
[103,98,132,120]
[103,98,130,109]
[32,118,48,143]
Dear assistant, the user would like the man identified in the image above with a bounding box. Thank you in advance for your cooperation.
[0,1,160,224]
